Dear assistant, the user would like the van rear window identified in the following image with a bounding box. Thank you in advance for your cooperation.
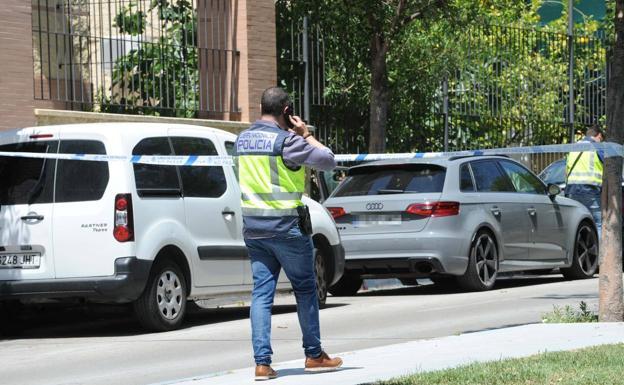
[55,140,109,203]
[0,141,58,205]
[333,164,446,197]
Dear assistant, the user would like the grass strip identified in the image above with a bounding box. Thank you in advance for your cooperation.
[376,343,624,385]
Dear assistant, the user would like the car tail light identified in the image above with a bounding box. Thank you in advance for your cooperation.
[29,134,53,139]
[114,193,134,242]
[406,201,460,217]
[327,207,347,219]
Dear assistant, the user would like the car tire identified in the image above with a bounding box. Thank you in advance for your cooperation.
[458,230,499,291]
[134,260,187,332]
[561,222,599,280]
[328,272,362,296]
[314,248,329,308]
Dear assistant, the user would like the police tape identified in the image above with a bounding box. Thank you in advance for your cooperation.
[0,142,622,166]
[333,142,624,162]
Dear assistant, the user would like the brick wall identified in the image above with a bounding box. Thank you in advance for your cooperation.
[0,1,40,130]
[237,0,277,122]
[0,1,276,130]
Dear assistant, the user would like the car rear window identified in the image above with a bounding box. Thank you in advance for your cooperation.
[133,137,180,196]
[0,140,58,205]
[333,164,446,197]
[55,140,109,203]
[170,137,227,198]
[470,160,514,192]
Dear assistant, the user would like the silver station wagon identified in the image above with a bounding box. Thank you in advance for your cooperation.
[323,155,599,294]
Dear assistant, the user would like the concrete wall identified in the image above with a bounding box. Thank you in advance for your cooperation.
[35,109,249,135]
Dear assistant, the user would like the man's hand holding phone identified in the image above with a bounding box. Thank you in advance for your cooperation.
[288,115,310,137]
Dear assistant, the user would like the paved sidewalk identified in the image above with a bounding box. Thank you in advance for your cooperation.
[158,323,624,385]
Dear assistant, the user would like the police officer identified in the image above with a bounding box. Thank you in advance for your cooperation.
[235,87,342,381]
[566,125,605,236]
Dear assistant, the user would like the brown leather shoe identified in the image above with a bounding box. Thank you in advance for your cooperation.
[255,365,277,381]
[304,351,343,372]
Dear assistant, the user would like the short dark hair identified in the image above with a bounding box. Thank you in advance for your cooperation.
[586,125,604,138]
[261,87,290,117]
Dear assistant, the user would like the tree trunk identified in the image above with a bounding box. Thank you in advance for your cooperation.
[369,33,389,153]
[599,0,624,322]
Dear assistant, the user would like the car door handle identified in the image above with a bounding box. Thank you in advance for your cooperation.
[490,207,500,216]
[222,211,236,216]
[527,208,536,216]
[21,214,44,221]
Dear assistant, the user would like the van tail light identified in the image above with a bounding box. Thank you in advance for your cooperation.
[406,201,460,217]
[327,207,347,220]
[114,194,134,242]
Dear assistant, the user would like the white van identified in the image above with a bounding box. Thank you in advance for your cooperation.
[0,123,344,331]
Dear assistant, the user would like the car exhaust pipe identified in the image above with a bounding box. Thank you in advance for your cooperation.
[415,262,434,274]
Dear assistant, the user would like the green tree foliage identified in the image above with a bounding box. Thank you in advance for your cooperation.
[101,0,198,118]
[277,0,607,152]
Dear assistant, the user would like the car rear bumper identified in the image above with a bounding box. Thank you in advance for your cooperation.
[340,231,471,277]
[0,257,151,303]
[346,257,446,278]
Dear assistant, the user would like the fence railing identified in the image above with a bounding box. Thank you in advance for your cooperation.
[278,16,608,158]
[32,0,239,119]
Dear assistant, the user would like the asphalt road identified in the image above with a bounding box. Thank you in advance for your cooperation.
[0,275,601,385]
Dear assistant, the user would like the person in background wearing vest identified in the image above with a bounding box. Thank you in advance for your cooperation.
[565,125,605,237]
[235,87,342,381]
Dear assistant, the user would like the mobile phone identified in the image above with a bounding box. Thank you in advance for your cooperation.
[283,103,295,129]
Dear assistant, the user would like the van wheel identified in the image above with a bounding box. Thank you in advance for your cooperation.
[314,248,328,308]
[328,272,362,296]
[561,223,599,280]
[134,261,187,332]
[458,230,498,291]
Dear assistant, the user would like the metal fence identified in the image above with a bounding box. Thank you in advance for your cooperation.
[277,17,609,172]
[32,0,239,119]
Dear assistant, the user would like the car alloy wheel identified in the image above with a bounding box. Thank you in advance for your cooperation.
[576,224,599,276]
[473,233,498,287]
[156,270,184,320]
[314,249,328,306]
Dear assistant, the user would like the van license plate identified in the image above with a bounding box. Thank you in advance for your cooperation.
[0,253,41,269]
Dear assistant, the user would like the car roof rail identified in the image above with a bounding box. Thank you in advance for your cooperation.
[448,154,510,161]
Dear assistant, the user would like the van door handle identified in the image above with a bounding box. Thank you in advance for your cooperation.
[222,211,236,216]
[21,214,44,221]
[527,207,536,216]
[490,207,500,216]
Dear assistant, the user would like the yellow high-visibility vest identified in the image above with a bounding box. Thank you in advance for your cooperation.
[236,125,305,217]
[566,146,603,187]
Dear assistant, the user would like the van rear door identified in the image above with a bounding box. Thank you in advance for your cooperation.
[52,137,114,278]
[0,138,58,281]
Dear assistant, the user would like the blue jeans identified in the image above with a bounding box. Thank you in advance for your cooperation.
[566,184,602,237]
[245,226,322,365]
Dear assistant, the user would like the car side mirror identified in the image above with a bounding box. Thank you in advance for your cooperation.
[547,183,561,198]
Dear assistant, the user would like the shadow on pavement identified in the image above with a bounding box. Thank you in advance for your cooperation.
[0,302,346,340]
[273,366,363,378]
[356,275,568,297]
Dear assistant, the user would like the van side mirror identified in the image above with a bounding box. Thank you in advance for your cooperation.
[547,183,561,198]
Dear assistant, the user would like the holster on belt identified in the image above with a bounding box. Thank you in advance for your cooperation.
[297,205,313,236]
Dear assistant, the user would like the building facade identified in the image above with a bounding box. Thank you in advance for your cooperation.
[0,0,278,131]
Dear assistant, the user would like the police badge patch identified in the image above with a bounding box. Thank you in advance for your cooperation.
[237,131,278,153]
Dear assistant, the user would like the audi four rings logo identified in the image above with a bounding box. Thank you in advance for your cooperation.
[366,202,384,210]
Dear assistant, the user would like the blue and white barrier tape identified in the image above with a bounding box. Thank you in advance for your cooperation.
[333,142,624,162]
[0,142,621,166]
